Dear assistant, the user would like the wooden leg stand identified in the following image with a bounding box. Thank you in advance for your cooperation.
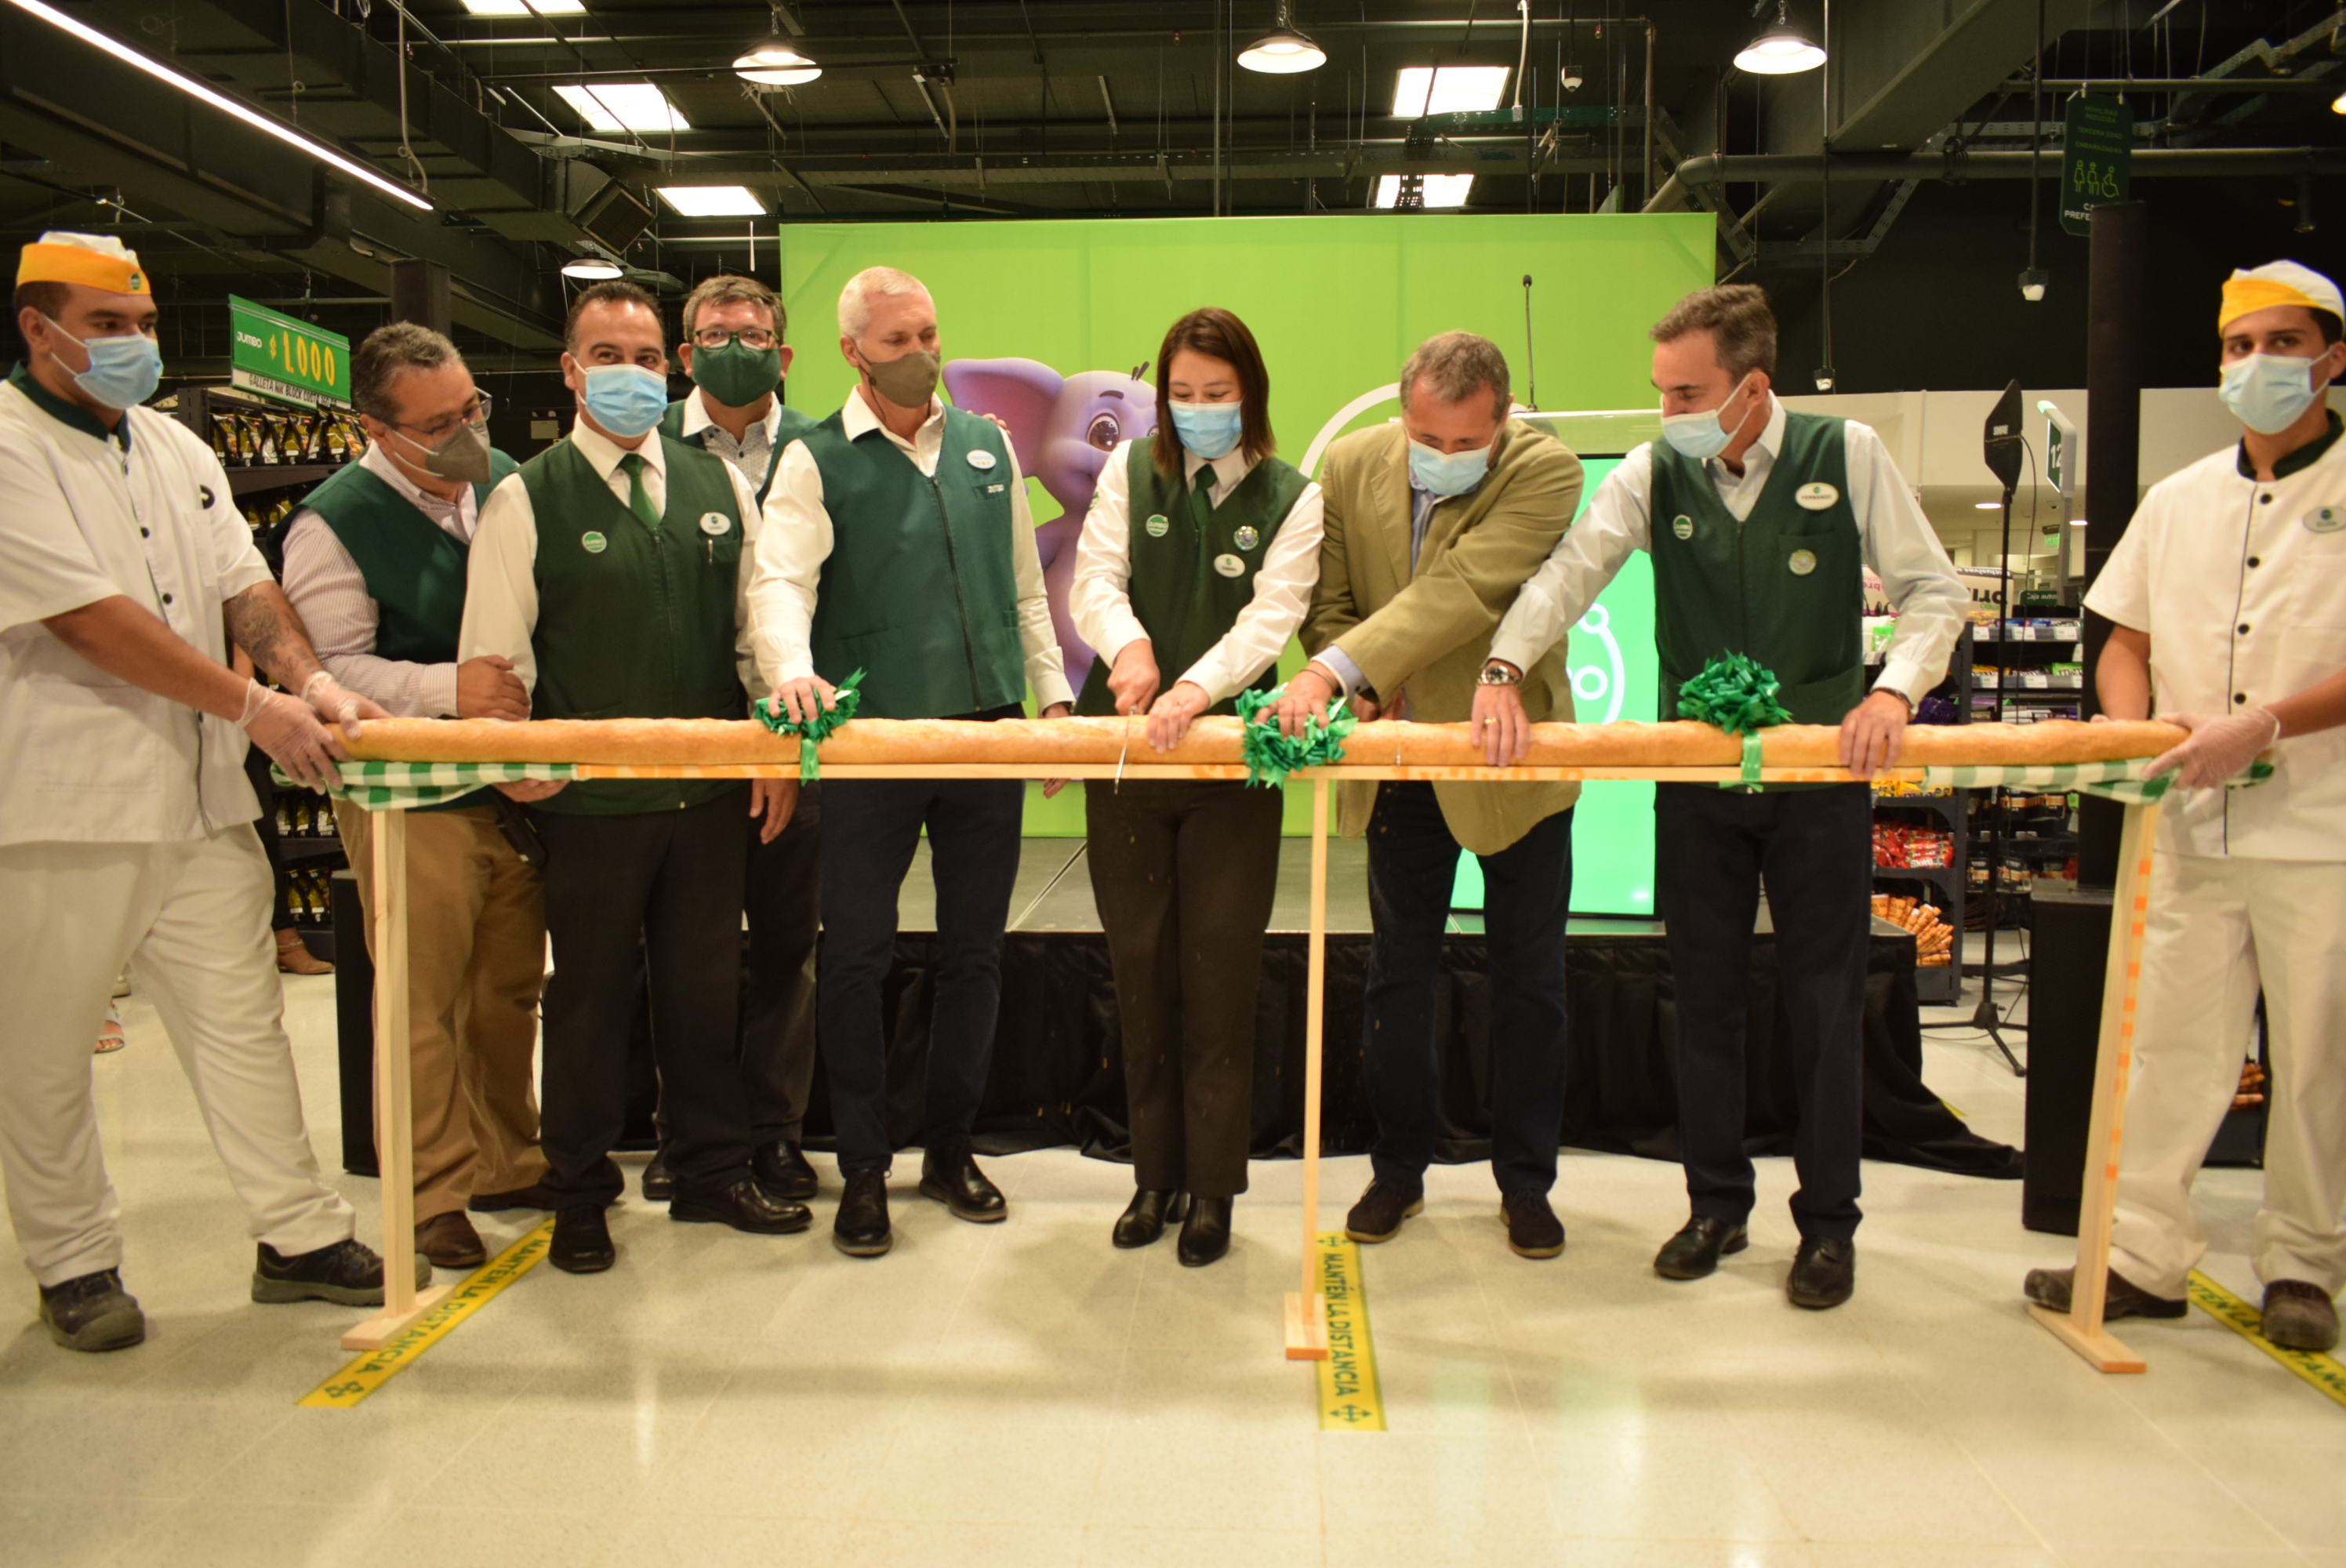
[2028,799,2161,1374]
[1285,778,1331,1361]
[342,809,453,1350]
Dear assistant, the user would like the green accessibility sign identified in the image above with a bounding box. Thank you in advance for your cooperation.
[2059,96,2134,238]
[229,295,352,408]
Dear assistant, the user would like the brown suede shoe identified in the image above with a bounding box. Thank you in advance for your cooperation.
[275,927,332,976]
[416,1211,487,1271]
[2261,1279,2341,1352]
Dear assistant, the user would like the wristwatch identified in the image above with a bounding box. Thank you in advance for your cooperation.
[1478,662,1523,688]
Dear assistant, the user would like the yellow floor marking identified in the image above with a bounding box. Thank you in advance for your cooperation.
[299,1219,553,1409]
[1314,1232,1385,1431]
[2186,1270,2346,1411]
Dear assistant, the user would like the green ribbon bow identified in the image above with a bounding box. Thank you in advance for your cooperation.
[1676,653,1794,738]
[754,669,864,781]
[1234,684,1356,789]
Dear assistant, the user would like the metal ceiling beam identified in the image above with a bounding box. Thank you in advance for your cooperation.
[1672,146,2346,186]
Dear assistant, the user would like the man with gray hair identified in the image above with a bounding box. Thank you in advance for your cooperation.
[1276,328,1586,1263]
[750,265,1073,1258]
[281,320,552,1271]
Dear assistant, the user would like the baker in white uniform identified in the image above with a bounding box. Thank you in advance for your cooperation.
[2025,260,2346,1354]
[0,232,419,1353]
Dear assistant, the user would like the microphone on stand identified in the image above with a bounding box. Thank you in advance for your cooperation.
[1522,274,1538,411]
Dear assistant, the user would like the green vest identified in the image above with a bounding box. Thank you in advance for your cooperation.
[659,395,817,506]
[521,434,748,816]
[304,450,519,813]
[1075,444,1307,717]
[1649,411,1866,731]
[798,406,1026,720]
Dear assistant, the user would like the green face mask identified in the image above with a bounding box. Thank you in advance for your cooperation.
[689,338,783,408]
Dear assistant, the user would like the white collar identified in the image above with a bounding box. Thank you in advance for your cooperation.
[360,437,468,512]
[1182,444,1255,494]
[569,414,663,479]
[841,385,943,444]
[681,387,781,445]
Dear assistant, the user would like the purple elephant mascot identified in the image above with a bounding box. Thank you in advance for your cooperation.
[942,356,1157,695]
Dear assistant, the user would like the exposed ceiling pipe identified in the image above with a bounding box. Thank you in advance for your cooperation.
[1656,144,2346,200]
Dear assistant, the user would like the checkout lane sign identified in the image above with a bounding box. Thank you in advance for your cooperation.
[2058,96,2133,238]
[229,295,352,409]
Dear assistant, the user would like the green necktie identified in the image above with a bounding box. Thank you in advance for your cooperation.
[1189,470,1216,538]
[619,452,659,528]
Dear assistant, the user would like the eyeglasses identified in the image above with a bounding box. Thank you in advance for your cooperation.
[692,327,779,351]
[392,390,494,445]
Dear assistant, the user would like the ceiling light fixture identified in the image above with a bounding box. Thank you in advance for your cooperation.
[561,256,626,281]
[2334,88,2346,114]
[1238,3,1325,74]
[1374,173,1475,209]
[553,82,690,133]
[1391,64,1512,118]
[1734,2,1827,75]
[462,1,586,15]
[734,39,822,87]
[656,185,766,217]
[5,0,431,211]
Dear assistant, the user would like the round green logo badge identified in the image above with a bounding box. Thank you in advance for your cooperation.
[1145,514,1171,538]
[582,530,608,554]
[1672,515,1694,540]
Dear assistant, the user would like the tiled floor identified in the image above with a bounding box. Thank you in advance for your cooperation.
[4,941,2338,1568]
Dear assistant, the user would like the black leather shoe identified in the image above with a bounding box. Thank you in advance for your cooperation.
[468,1183,561,1213]
[1501,1192,1565,1259]
[1345,1180,1424,1243]
[1113,1189,1189,1249]
[670,1174,812,1235]
[252,1238,427,1305]
[2022,1264,2187,1320]
[919,1142,1007,1223]
[1787,1238,1857,1310]
[640,1150,675,1203]
[1654,1217,1749,1280]
[38,1269,144,1352]
[549,1205,616,1274]
[752,1140,819,1202]
[1177,1196,1233,1267]
[833,1170,893,1258]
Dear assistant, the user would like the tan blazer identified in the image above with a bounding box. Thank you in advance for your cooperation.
[1303,419,1585,856]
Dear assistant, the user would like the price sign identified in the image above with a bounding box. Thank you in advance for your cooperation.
[2059,96,2133,238]
[229,295,352,408]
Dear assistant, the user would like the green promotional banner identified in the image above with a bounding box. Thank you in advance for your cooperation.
[770,213,1712,914]
[229,294,352,408]
[2058,96,2133,238]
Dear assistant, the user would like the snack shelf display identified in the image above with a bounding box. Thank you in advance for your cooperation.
[1867,622,1972,1002]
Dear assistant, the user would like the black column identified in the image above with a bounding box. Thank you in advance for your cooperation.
[2077,200,2146,888]
[388,258,452,334]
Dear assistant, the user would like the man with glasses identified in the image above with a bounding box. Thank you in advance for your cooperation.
[281,321,554,1271]
[641,275,826,1208]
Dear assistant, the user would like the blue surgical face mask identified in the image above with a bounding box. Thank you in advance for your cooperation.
[579,363,669,438]
[2218,351,2327,436]
[1407,435,1492,498]
[42,314,162,410]
[1659,372,1759,461]
[1169,397,1244,460]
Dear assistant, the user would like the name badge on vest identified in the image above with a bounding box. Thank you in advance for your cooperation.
[582,530,609,554]
[1788,548,1818,576]
[1213,553,1246,579]
[2305,505,2345,535]
[1671,514,1694,540]
[1233,524,1260,552]
[1796,481,1839,511]
[699,512,732,536]
[966,448,997,471]
[1145,514,1170,538]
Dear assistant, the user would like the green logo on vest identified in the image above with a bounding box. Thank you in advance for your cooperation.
[2306,506,2345,535]
[1233,524,1260,552]
[1213,553,1246,579]
[1796,481,1839,511]
[1671,515,1694,540]
[699,512,731,536]
[1146,514,1170,538]
[1788,548,1818,576]
[582,530,608,554]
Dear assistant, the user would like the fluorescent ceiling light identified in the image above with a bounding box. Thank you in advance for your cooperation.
[1391,65,1510,118]
[735,41,822,86]
[5,0,430,212]
[561,256,626,280]
[1974,502,2003,510]
[657,185,765,217]
[1374,173,1475,209]
[462,1,586,14]
[554,82,690,133]
[2334,88,2346,114]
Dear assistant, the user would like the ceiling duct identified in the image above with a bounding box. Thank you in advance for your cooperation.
[574,180,655,254]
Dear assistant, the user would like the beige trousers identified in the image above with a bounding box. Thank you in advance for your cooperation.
[336,802,548,1221]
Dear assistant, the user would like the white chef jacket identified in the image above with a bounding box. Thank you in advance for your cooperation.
[749,390,1075,710]
[2085,416,2346,861]
[1069,439,1325,704]
[281,441,478,718]
[1488,395,1968,708]
[457,418,768,707]
[0,367,268,848]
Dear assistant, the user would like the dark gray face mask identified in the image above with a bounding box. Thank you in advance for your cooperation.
[858,347,940,408]
[391,417,493,485]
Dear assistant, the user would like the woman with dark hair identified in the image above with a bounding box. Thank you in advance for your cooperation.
[1070,306,1324,1266]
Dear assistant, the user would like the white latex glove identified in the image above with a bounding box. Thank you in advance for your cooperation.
[299,670,390,739]
[239,678,343,791]
[2146,708,2279,790]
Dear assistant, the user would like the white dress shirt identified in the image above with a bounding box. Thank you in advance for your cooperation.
[458,418,767,706]
[749,390,1074,710]
[1488,395,1968,707]
[1069,439,1324,704]
[677,387,784,492]
[2086,423,2346,861]
[281,441,478,718]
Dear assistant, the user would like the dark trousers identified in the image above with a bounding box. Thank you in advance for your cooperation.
[818,775,1024,1174]
[1654,782,1870,1242]
[1086,780,1284,1199]
[1363,782,1574,1197]
[534,793,754,1205]
[740,783,823,1146]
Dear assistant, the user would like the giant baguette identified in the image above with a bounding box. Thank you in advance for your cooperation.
[346,715,2185,770]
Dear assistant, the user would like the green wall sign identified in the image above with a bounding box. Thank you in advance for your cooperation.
[229,295,352,408]
[2059,96,2134,238]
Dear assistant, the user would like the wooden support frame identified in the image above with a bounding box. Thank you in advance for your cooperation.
[1285,779,1333,1361]
[2028,798,2161,1374]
